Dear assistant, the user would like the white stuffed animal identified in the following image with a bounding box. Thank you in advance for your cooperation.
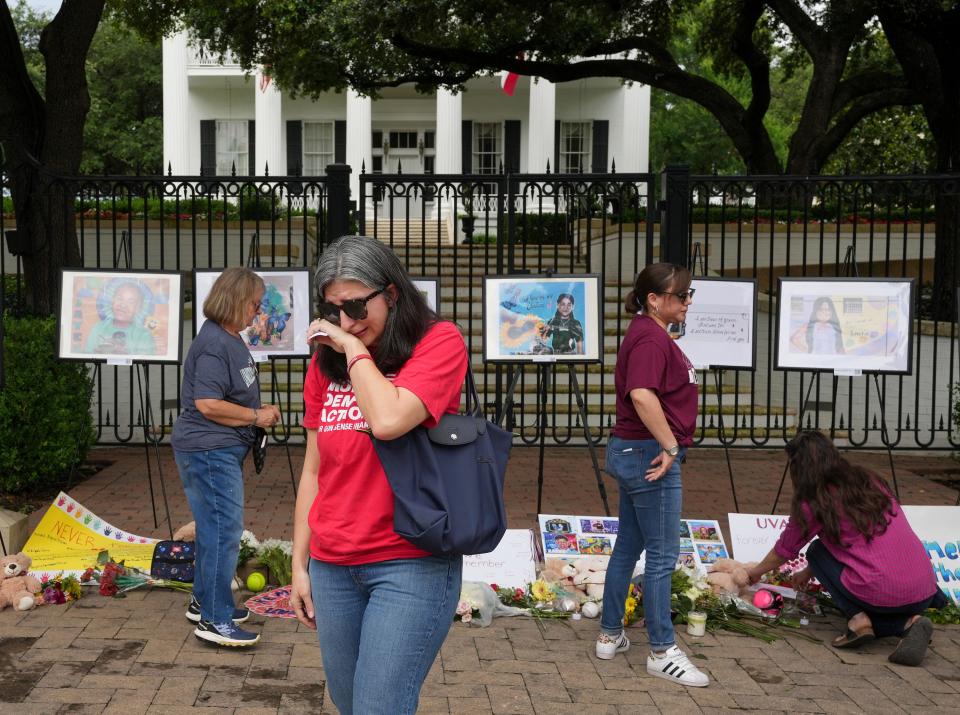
[568,556,608,601]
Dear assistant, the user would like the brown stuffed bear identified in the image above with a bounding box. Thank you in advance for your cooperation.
[0,552,40,611]
[706,558,755,596]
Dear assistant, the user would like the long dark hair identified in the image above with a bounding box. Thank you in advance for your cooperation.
[786,431,894,545]
[553,293,575,320]
[625,263,691,314]
[805,297,844,354]
[314,236,437,383]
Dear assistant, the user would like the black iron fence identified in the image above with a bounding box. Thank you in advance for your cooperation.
[3,166,959,449]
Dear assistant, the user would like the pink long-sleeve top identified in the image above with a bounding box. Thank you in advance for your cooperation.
[775,493,938,607]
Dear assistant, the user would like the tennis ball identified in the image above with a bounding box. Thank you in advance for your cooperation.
[246,572,267,592]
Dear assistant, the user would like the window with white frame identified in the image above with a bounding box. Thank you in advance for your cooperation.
[473,122,502,175]
[216,120,249,175]
[560,122,592,173]
[303,121,335,176]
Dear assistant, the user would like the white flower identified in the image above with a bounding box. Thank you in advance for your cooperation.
[240,530,260,548]
[918,132,926,140]
[258,538,293,556]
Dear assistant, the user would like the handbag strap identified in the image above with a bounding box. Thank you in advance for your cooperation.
[464,361,483,418]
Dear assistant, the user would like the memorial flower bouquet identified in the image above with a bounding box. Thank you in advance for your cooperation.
[37,573,82,604]
[80,550,192,598]
[630,564,816,643]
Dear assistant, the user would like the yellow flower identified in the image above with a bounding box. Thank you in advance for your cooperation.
[531,579,553,602]
[624,596,637,616]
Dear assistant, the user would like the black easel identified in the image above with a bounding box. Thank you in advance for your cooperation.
[104,232,174,536]
[246,241,297,494]
[135,363,174,538]
[498,361,611,517]
[771,246,900,512]
[689,243,740,512]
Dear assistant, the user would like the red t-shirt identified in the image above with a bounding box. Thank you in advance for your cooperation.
[302,321,467,565]
[612,314,698,445]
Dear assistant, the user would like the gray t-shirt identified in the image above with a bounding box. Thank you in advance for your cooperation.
[172,320,260,452]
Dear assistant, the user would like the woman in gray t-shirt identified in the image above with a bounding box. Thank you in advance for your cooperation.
[172,267,281,648]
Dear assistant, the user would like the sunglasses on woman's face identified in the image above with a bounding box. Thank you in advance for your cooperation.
[318,288,384,324]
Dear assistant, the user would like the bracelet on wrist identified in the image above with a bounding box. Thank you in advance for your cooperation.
[347,353,373,373]
[251,408,259,426]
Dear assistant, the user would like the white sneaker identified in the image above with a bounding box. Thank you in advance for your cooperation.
[646,645,709,687]
[596,631,630,660]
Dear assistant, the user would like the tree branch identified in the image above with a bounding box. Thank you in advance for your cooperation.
[0,0,45,166]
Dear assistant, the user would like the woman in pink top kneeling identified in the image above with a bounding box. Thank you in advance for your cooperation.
[747,431,948,667]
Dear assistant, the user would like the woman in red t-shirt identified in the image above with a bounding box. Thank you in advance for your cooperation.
[289,236,466,715]
[596,262,709,689]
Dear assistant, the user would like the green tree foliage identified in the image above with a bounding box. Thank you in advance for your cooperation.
[0,313,95,494]
[81,15,162,175]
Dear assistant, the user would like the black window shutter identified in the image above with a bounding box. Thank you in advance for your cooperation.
[461,120,472,174]
[553,120,560,173]
[591,120,609,173]
[334,120,347,164]
[200,120,216,176]
[504,120,521,173]
[248,120,256,175]
[286,120,302,175]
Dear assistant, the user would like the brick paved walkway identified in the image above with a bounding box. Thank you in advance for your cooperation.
[2,444,959,713]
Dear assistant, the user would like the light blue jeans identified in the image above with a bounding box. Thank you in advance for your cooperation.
[309,555,462,715]
[174,445,248,624]
[600,436,684,650]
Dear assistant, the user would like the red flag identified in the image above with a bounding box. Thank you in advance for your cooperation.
[501,71,520,96]
[259,74,272,93]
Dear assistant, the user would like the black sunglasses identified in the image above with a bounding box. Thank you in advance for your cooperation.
[318,288,384,323]
[660,288,696,302]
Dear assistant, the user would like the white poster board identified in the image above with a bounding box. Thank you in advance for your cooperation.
[538,513,729,574]
[483,275,602,363]
[679,277,757,370]
[902,506,960,605]
[776,278,914,374]
[462,529,538,589]
[194,268,312,358]
[728,513,806,564]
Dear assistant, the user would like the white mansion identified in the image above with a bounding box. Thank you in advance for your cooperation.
[162,31,652,204]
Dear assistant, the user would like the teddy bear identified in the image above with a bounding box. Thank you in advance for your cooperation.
[0,553,40,612]
[566,555,609,601]
[706,558,754,596]
[540,558,587,600]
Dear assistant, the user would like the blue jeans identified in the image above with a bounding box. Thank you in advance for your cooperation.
[174,445,248,624]
[309,555,462,715]
[601,436,684,650]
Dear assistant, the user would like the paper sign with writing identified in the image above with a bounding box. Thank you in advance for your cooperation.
[462,529,537,589]
[679,278,757,370]
[23,492,158,580]
[728,513,800,563]
[902,506,960,605]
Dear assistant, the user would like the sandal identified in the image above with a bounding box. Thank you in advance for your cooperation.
[888,616,933,666]
[832,626,875,649]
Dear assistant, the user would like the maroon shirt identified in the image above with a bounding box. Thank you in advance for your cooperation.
[775,492,938,607]
[612,314,699,445]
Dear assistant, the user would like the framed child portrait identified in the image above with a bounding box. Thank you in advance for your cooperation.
[58,269,183,364]
[482,274,602,363]
[410,276,440,313]
[194,268,313,358]
[775,277,915,374]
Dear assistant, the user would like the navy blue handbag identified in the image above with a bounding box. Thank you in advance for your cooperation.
[371,367,512,556]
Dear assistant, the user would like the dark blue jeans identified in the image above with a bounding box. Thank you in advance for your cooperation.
[806,539,948,638]
[174,445,248,624]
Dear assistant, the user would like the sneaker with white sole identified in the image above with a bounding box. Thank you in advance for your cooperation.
[194,619,260,647]
[647,645,709,687]
[596,631,630,660]
[186,595,250,624]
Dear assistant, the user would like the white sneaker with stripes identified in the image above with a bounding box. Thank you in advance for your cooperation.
[646,645,709,687]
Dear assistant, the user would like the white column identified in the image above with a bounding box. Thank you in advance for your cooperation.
[527,77,556,173]
[346,90,373,211]
[621,81,651,173]
[435,88,462,174]
[255,72,283,175]
[435,89,462,225]
[162,32,191,175]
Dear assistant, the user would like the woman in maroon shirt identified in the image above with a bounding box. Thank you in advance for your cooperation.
[747,431,948,666]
